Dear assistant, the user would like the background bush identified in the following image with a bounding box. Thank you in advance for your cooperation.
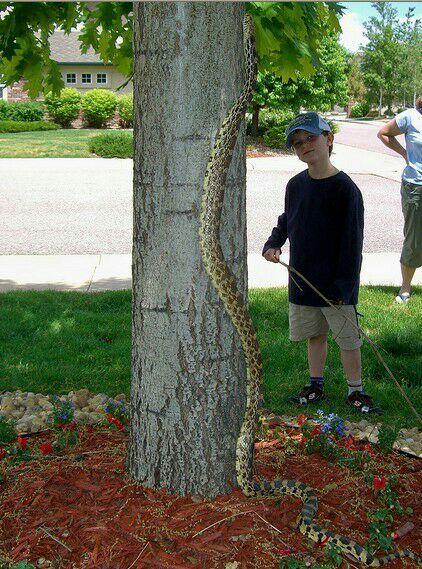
[247,108,295,137]
[0,100,9,120]
[263,125,289,148]
[350,101,371,118]
[89,132,133,158]
[0,120,60,133]
[7,101,44,122]
[117,94,133,128]
[44,88,82,127]
[82,89,117,127]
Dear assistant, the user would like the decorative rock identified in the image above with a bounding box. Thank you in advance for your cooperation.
[73,388,91,409]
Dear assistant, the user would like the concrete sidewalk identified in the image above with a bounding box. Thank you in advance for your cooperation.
[0,252,419,292]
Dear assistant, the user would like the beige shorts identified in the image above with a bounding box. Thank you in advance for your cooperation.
[289,303,362,350]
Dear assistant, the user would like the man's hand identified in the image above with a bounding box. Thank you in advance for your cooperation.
[263,248,281,263]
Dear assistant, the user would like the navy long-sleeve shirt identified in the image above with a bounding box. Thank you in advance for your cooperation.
[262,170,364,307]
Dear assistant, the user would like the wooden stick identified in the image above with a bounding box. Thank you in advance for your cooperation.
[192,509,256,538]
[126,542,149,569]
[37,525,72,552]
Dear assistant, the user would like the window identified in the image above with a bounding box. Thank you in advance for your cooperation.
[81,73,92,84]
[66,73,76,84]
[96,73,107,84]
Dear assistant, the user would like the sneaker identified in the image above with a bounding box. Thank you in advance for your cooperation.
[347,391,381,414]
[289,384,325,405]
[395,292,411,304]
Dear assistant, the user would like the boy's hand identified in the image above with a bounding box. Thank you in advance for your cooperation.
[263,248,281,263]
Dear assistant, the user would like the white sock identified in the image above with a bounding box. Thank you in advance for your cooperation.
[348,383,363,396]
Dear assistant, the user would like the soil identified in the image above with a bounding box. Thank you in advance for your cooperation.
[0,425,420,569]
[246,136,292,159]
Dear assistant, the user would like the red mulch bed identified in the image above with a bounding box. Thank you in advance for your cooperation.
[0,425,421,569]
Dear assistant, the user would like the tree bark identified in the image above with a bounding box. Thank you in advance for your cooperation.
[251,104,260,137]
[128,2,248,498]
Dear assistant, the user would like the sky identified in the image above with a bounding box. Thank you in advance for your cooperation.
[340,2,422,52]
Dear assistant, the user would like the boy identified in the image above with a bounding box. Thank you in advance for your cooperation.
[262,112,378,413]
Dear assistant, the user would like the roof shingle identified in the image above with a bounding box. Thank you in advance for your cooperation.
[49,31,103,64]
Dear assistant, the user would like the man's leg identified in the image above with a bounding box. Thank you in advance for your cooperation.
[399,263,416,295]
[308,334,328,377]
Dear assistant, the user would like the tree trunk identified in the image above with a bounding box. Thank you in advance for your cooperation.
[378,87,383,116]
[251,104,260,137]
[129,2,249,498]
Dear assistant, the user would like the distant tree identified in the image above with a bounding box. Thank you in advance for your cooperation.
[396,8,422,107]
[250,31,349,134]
[292,32,349,111]
[345,51,366,103]
[361,2,400,115]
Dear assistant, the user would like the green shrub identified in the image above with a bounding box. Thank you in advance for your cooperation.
[247,108,294,137]
[89,132,133,158]
[327,119,340,134]
[0,100,9,120]
[7,101,44,122]
[44,87,82,127]
[0,120,60,133]
[82,89,117,127]
[117,94,133,127]
[260,109,295,130]
[263,125,288,148]
[350,101,371,118]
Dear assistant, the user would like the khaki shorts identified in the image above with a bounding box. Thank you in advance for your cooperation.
[289,303,362,350]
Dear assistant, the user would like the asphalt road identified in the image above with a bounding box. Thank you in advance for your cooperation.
[333,120,405,156]
[0,158,403,255]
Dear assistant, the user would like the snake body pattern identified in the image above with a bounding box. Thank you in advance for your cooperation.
[199,14,420,567]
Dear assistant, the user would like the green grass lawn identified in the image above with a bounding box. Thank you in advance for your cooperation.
[0,287,420,428]
[0,129,132,158]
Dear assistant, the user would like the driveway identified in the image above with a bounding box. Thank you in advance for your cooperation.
[0,149,405,256]
[333,120,405,156]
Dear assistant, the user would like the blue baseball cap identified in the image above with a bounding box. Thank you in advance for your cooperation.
[285,112,331,149]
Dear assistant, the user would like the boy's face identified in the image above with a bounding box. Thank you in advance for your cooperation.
[291,129,333,164]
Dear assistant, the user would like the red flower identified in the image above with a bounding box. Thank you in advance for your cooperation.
[107,415,124,431]
[0,448,7,460]
[297,414,307,427]
[373,476,387,490]
[343,436,357,450]
[39,442,54,455]
[16,436,28,451]
[112,418,124,431]
[310,424,322,437]
[316,536,330,548]
[363,443,375,458]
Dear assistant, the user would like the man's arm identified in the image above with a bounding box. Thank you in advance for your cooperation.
[377,118,407,162]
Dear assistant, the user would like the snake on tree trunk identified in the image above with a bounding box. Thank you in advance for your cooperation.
[198,13,420,567]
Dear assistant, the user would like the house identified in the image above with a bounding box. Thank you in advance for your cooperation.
[2,30,132,102]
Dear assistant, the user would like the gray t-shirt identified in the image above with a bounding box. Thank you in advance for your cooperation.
[395,108,422,185]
